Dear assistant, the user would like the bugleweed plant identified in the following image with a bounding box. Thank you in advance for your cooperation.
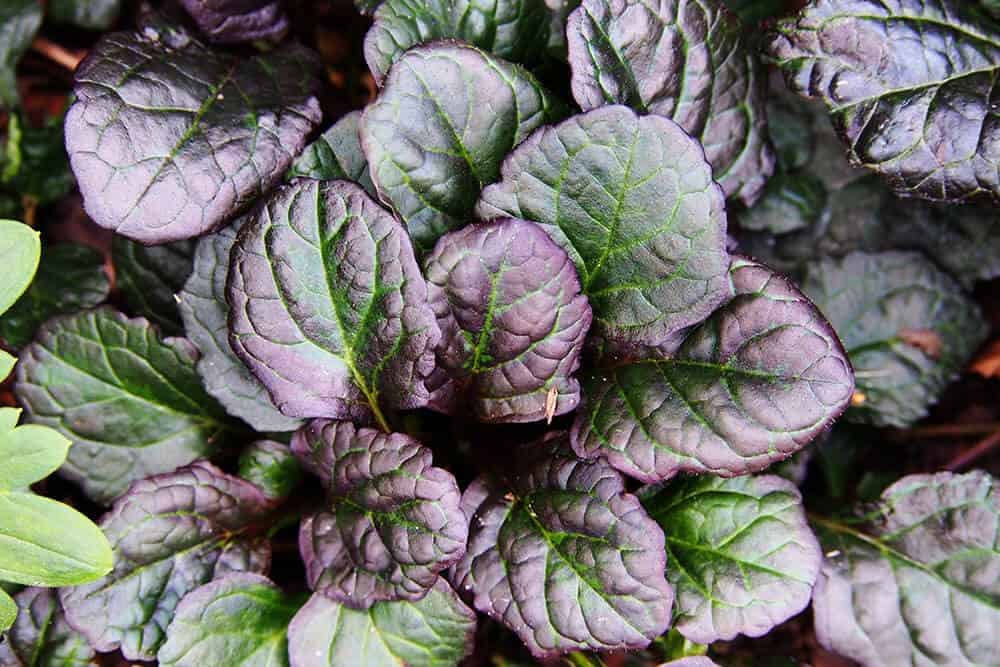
[0,0,997,665]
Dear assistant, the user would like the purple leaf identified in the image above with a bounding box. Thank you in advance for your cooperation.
[178,0,289,43]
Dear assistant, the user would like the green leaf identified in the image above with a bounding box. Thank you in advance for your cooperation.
[567,0,775,205]
[770,0,1000,203]
[48,0,122,30]
[237,440,301,501]
[361,42,566,251]
[287,111,374,195]
[0,587,95,667]
[0,407,70,490]
[572,258,854,483]
[478,106,732,352]
[0,1,41,110]
[158,574,301,667]
[14,307,231,503]
[178,216,301,432]
[0,219,39,316]
[227,179,440,426]
[811,471,1000,666]
[0,588,14,633]
[113,235,195,336]
[1,111,74,206]
[0,243,110,350]
[801,251,988,428]
[60,461,273,661]
[723,0,789,23]
[287,578,476,667]
[738,172,826,235]
[0,350,14,381]
[364,0,551,84]
[642,475,821,643]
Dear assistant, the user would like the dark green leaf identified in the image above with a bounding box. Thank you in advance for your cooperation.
[770,0,1000,203]
[452,433,673,657]
[287,578,476,667]
[361,42,566,251]
[0,1,41,110]
[60,461,273,661]
[14,307,231,503]
[66,23,321,243]
[0,588,95,667]
[572,258,854,483]
[227,179,440,425]
[811,471,1000,667]
[738,172,826,235]
[723,0,788,23]
[287,111,374,195]
[238,440,302,501]
[0,219,39,316]
[801,251,988,428]
[48,0,122,30]
[1,112,74,206]
[478,106,732,353]
[178,216,301,431]
[642,475,821,643]
[424,218,592,422]
[178,0,289,43]
[0,243,110,350]
[364,0,551,84]
[158,574,300,667]
[113,235,195,336]
[567,0,775,205]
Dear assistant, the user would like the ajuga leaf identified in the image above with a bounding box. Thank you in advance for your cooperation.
[287,111,374,196]
[238,440,302,501]
[48,0,122,30]
[178,0,289,43]
[0,588,95,667]
[113,236,195,336]
[60,461,273,661]
[424,218,592,422]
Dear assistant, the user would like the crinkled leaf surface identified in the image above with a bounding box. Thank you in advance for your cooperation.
[770,0,1000,203]
[227,179,439,423]
[801,251,988,428]
[48,0,122,30]
[60,461,273,661]
[364,0,551,85]
[478,106,732,353]
[178,0,289,43]
[158,574,300,667]
[287,111,374,196]
[451,434,673,657]
[424,218,592,422]
[66,23,321,244]
[811,471,1000,667]
[642,475,821,643]
[0,219,39,317]
[14,307,231,503]
[292,419,467,607]
[0,243,110,350]
[179,216,301,431]
[238,440,302,501]
[361,42,565,251]
[0,587,95,667]
[113,235,195,336]
[287,578,476,667]
[567,0,775,205]
[738,172,826,235]
[0,1,41,110]
[572,257,854,483]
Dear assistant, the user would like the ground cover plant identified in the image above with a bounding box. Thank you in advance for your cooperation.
[0,0,998,665]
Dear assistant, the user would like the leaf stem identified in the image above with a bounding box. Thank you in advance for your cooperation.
[944,429,1000,471]
[30,37,85,71]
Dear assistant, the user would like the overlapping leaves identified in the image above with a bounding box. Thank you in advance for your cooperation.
[178,0,289,43]
[0,588,95,667]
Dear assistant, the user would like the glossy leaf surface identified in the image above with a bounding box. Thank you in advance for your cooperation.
[178,0,289,43]
[113,236,195,336]
[238,440,302,501]
[287,111,374,195]
[0,588,95,667]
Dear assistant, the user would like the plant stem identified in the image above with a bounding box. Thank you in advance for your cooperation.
[944,429,1000,471]
[30,37,85,71]
[893,422,1000,439]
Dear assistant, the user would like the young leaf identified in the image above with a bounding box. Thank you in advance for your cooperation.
[113,236,195,336]
[0,588,95,667]
[48,0,122,30]
[292,419,467,607]
[738,172,826,235]
[0,219,39,316]
[158,574,301,667]
[178,217,301,432]
[287,578,476,667]
[770,0,1000,203]
[177,0,289,43]
[287,111,374,195]
[566,0,775,205]
[227,179,440,425]
[0,243,110,350]
[14,307,231,503]
[642,475,821,643]
[424,218,592,422]
[801,251,988,428]
[572,257,854,483]
[0,407,70,490]
[478,106,732,353]
[361,42,566,251]
[65,23,321,244]
[364,0,551,85]
[0,587,14,633]
[60,461,273,661]
[238,440,302,501]
[811,471,1000,667]
[451,433,673,657]
[0,1,42,110]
